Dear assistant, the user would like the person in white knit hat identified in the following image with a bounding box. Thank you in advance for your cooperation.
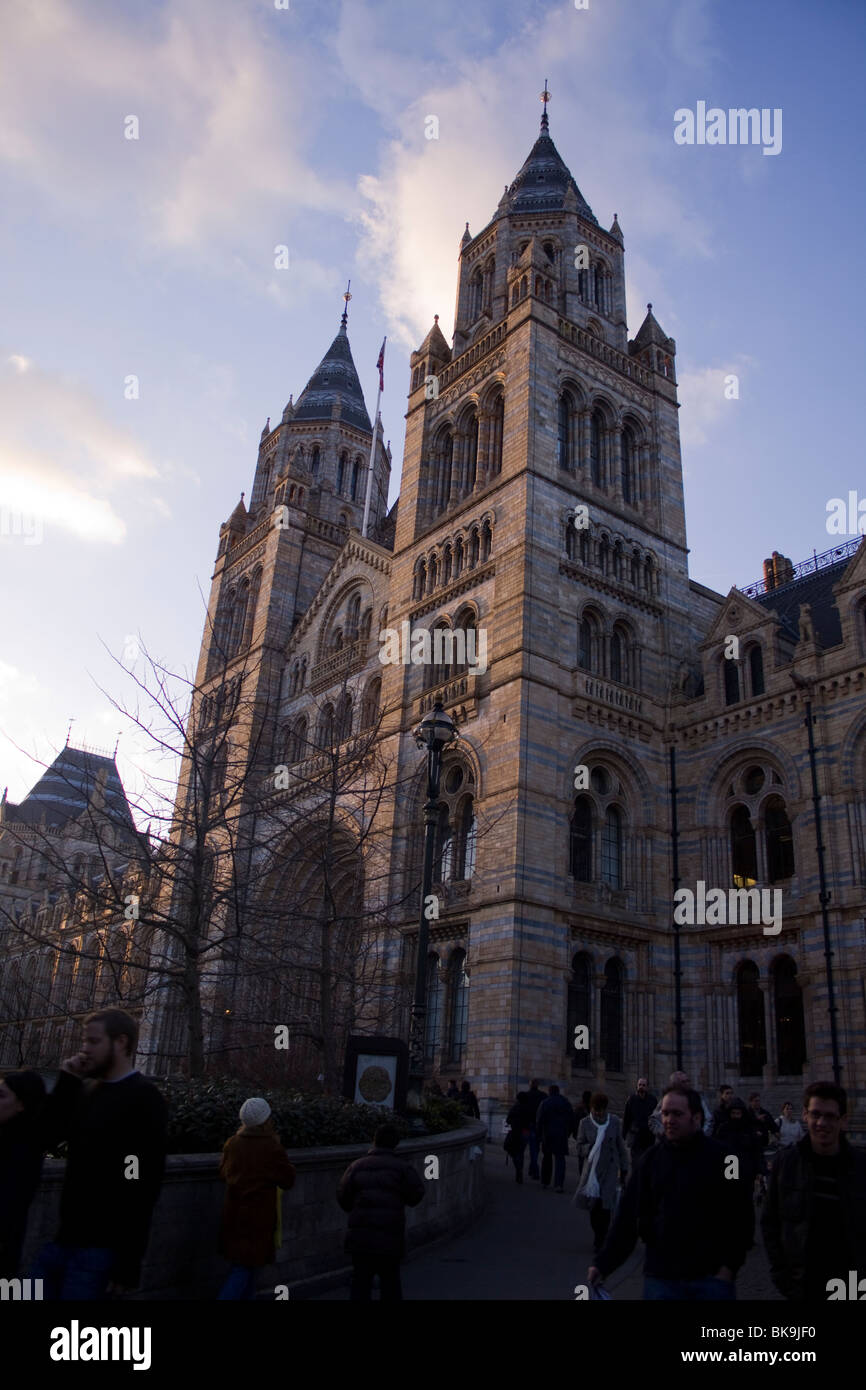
[217,1097,296,1300]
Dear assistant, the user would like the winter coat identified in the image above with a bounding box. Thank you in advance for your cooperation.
[622,1093,658,1147]
[219,1126,297,1268]
[595,1132,754,1281]
[0,1113,45,1277]
[337,1146,425,1258]
[713,1115,764,1184]
[525,1088,546,1124]
[575,1115,629,1210]
[749,1106,779,1149]
[44,1069,166,1289]
[761,1135,866,1301]
[535,1094,574,1156]
[458,1088,480,1118]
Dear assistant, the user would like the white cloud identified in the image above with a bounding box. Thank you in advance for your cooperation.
[348,0,715,350]
[677,358,755,449]
[0,354,161,545]
[0,0,354,272]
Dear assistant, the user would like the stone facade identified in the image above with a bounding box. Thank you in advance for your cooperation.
[3,112,864,1135]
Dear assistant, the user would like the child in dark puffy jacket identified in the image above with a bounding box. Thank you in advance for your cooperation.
[337,1125,424,1301]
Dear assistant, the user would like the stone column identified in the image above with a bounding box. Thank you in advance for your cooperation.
[612,429,623,504]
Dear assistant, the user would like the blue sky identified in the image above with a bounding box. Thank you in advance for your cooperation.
[1,0,864,806]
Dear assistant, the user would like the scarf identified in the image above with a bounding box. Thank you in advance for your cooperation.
[583,1116,610,1199]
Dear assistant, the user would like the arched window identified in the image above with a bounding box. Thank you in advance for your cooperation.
[447,949,469,1065]
[361,607,372,641]
[772,956,806,1074]
[454,536,464,577]
[350,457,362,502]
[565,516,576,560]
[435,803,453,881]
[454,607,477,675]
[469,527,480,568]
[611,627,630,686]
[317,703,335,750]
[428,622,452,689]
[749,644,765,697]
[601,806,623,888]
[731,805,758,886]
[736,961,767,1076]
[310,445,320,478]
[337,451,347,494]
[442,544,452,584]
[242,568,261,649]
[361,677,381,730]
[724,658,740,706]
[480,521,492,562]
[600,958,624,1072]
[631,549,640,587]
[424,954,443,1064]
[590,410,603,487]
[567,952,592,1068]
[455,795,477,879]
[414,560,426,601]
[335,693,353,743]
[765,796,795,881]
[489,394,504,475]
[466,414,479,492]
[437,430,453,512]
[570,796,592,881]
[557,393,574,469]
[469,270,483,320]
[287,716,307,764]
[578,613,598,672]
[621,426,635,505]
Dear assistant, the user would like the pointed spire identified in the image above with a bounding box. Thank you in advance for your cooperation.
[260,419,270,440]
[461,221,472,248]
[609,212,623,243]
[540,79,551,132]
[341,278,352,331]
[294,316,372,432]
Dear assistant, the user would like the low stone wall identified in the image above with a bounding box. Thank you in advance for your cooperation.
[20,1121,488,1300]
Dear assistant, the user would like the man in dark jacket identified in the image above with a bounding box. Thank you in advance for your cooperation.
[458,1080,480,1118]
[337,1124,425,1301]
[525,1079,547,1180]
[535,1084,574,1193]
[0,1069,46,1277]
[33,1008,167,1300]
[762,1081,866,1301]
[588,1086,753,1299]
[622,1078,658,1163]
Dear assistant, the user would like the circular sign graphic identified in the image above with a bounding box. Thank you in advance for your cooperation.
[358,1064,393,1104]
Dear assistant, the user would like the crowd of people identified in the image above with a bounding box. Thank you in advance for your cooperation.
[502,1071,866,1301]
[0,1007,427,1302]
[2,1010,864,1303]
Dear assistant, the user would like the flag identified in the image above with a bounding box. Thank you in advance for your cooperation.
[376,338,386,392]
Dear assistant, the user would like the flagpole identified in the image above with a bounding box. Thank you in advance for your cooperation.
[362,337,385,539]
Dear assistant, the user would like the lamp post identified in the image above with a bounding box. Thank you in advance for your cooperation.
[407,700,459,1109]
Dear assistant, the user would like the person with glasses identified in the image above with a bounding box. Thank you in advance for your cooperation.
[762,1081,866,1301]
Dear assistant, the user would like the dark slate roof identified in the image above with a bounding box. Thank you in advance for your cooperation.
[499,128,597,223]
[11,747,138,834]
[293,321,372,433]
[754,559,850,647]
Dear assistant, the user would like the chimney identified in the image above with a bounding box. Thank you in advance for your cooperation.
[763,551,794,590]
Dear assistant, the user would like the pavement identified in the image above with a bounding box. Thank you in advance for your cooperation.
[315,1142,783,1301]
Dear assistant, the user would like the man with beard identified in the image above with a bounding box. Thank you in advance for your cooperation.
[33,1009,167,1300]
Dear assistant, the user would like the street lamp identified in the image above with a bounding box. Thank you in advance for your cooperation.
[407,700,459,1108]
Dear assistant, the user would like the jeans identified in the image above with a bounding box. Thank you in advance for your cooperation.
[218,1263,258,1300]
[32,1242,114,1301]
[350,1254,403,1301]
[644,1275,736,1301]
[541,1151,566,1189]
[528,1127,540,1177]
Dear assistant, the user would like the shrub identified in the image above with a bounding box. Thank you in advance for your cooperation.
[155,1077,466,1153]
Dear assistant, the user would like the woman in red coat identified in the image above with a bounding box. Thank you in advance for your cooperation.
[217,1097,296,1300]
